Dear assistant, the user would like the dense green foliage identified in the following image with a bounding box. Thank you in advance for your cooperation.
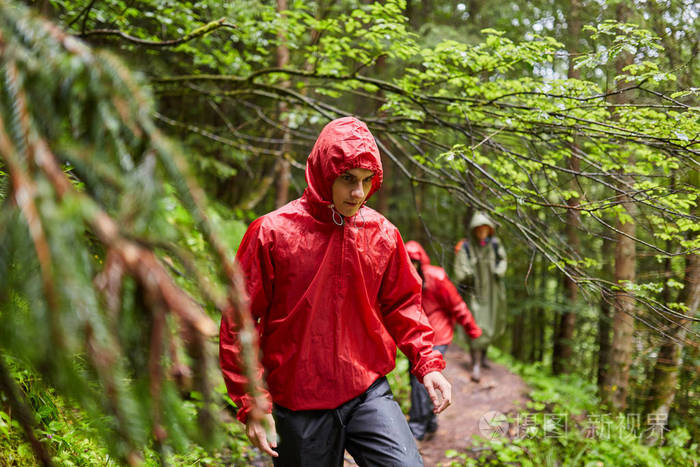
[1,0,698,464]
[0,1,255,463]
[0,356,265,465]
[445,347,698,466]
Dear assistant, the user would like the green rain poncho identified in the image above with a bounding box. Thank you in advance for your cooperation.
[453,212,507,349]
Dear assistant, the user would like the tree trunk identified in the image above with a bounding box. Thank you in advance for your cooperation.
[644,229,699,443]
[274,156,291,209]
[552,161,581,374]
[371,55,392,216]
[412,182,426,243]
[511,257,526,360]
[597,235,614,392]
[467,0,486,25]
[533,256,547,363]
[376,152,391,215]
[603,183,638,411]
[604,212,637,411]
[274,0,291,209]
[601,2,637,412]
[511,307,524,360]
[602,177,637,411]
[553,268,577,373]
[552,0,582,376]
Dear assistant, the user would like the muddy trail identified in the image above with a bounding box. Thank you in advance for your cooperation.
[411,346,529,466]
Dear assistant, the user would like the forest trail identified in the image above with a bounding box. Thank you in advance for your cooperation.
[411,345,529,466]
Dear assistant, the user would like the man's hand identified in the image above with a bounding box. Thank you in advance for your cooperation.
[246,413,279,457]
[423,371,452,414]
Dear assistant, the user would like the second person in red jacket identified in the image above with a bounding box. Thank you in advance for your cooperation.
[405,240,482,441]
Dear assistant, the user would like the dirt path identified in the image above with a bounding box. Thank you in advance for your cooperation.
[414,346,529,466]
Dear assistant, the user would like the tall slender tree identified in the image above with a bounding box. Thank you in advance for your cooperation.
[601,3,638,411]
[275,0,292,209]
[553,0,583,375]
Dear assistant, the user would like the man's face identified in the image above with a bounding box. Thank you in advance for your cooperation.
[332,168,375,217]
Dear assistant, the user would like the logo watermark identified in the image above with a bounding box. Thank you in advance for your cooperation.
[478,410,668,440]
[478,410,509,439]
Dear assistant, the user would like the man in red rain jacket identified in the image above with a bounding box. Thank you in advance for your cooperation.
[405,240,481,441]
[220,117,451,466]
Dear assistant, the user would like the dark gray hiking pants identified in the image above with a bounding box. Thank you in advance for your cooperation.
[272,376,423,467]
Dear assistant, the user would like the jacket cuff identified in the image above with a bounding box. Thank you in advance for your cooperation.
[412,355,446,384]
[236,404,252,424]
[467,324,483,339]
[235,393,272,424]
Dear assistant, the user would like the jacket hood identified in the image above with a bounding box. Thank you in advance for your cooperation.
[469,211,495,235]
[406,240,431,266]
[303,117,383,216]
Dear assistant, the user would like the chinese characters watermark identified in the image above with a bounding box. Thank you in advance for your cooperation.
[478,410,668,440]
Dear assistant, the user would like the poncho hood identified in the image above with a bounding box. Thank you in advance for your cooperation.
[469,211,495,236]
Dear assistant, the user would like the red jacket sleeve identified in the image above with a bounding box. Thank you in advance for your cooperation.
[219,218,273,424]
[378,230,446,382]
[439,273,482,339]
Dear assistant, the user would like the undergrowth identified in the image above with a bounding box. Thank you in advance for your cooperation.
[445,347,698,467]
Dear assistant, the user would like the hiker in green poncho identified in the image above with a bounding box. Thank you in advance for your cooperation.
[453,211,507,382]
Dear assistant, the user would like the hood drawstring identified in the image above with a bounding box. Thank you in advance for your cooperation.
[329,204,366,230]
[329,204,345,226]
[353,208,365,230]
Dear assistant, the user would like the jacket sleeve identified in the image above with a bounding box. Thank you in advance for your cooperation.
[453,239,474,283]
[492,237,507,278]
[378,230,445,383]
[440,274,482,339]
[219,218,273,424]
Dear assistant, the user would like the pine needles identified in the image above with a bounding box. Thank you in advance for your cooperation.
[0,2,263,464]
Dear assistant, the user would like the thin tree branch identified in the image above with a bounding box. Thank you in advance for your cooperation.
[79,18,236,47]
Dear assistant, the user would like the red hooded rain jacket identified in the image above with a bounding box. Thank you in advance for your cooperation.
[406,240,482,345]
[220,117,445,423]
